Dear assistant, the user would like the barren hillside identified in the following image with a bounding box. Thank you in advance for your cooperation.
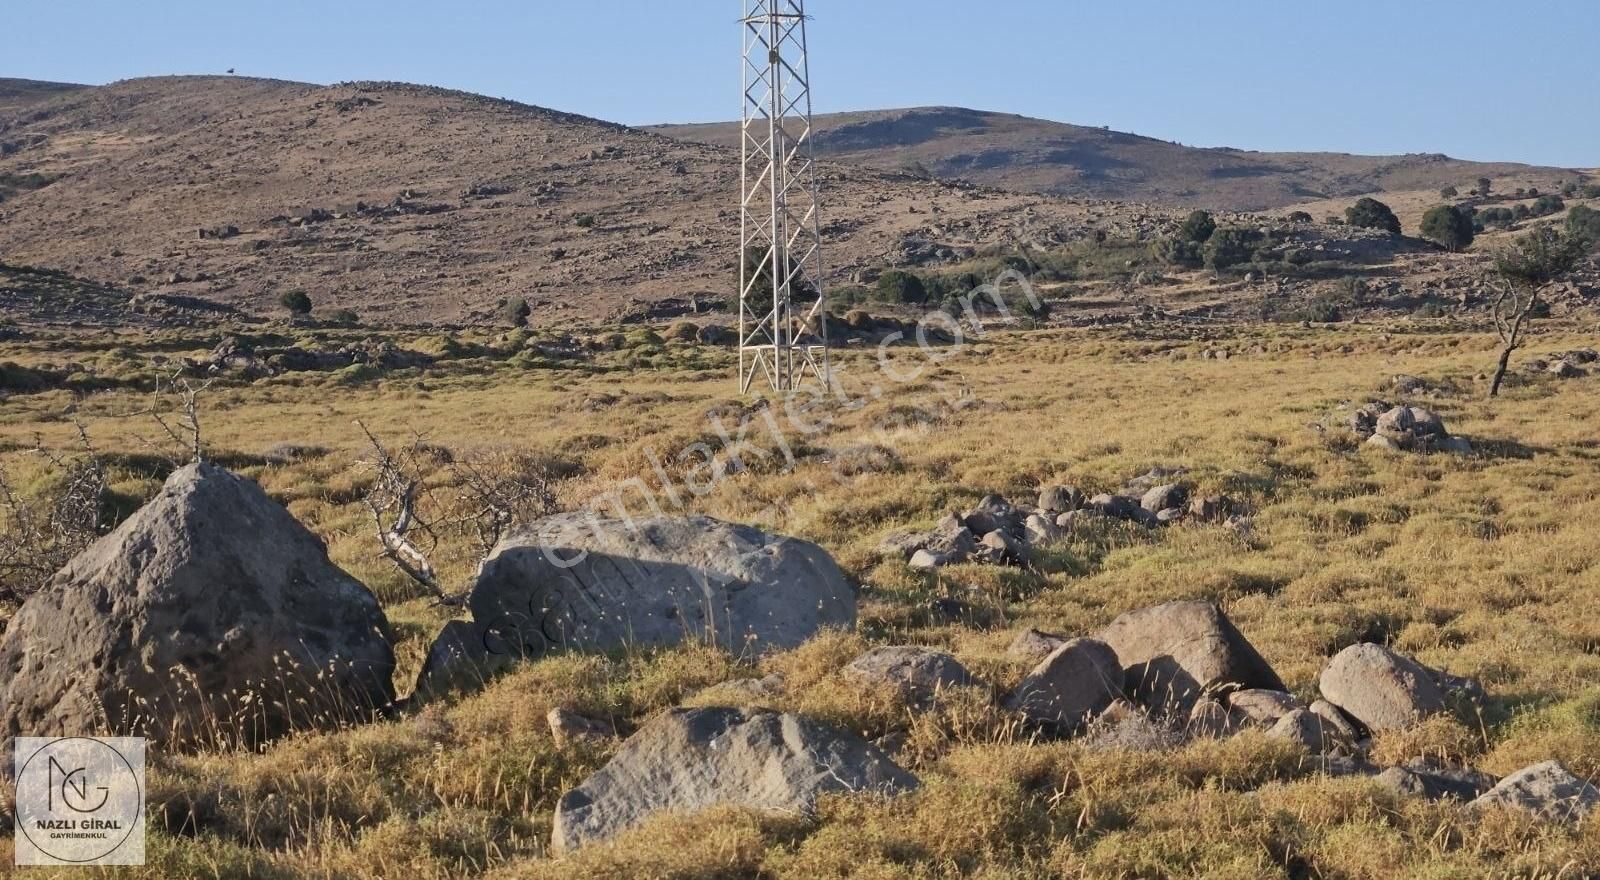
[652,107,1578,212]
[0,77,1120,326]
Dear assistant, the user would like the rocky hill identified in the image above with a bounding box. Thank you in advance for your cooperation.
[652,107,1578,212]
[0,77,1120,326]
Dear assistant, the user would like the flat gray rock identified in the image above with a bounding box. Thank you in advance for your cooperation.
[846,645,975,705]
[465,513,855,663]
[1471,761,1600,823]
[552,707,918,852]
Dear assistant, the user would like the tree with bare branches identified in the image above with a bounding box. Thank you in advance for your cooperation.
[0,423,107,607]
[356,422,556,607]
[1487,227,1594,398]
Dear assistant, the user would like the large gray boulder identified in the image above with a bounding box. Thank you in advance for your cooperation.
[1470,761,1600,823]
[455,513,854,669]
[552,707,917,852]
[1318,643,1446,734]
[1097,601,1284,714]
[1005,638,1124,731]
[0,463,395,752]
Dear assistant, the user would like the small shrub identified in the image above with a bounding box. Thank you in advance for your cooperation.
[502,297,531,328]
[573,213,596,229]
[874,270,928,304]
[1439,186,1458,199]
[279,289,313,315]
[1203,227,1264,270]
[327,308,360,326]
[1286,211,1313,224]
[1179,210,1217,244]
[1529,195,1565,218]
[1475,177,1493,197]
[1566,204,1600,245]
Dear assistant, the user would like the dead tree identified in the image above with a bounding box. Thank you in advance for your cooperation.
[0,423,107,606]
[357,421,457,606]
[1488,228,1591,398]
[138,367,215,464]
[355,423,557,607]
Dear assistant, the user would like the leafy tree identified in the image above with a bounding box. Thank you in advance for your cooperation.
[874,269,928,304]
[1566,204,1600,245]
[280,289,313,315]
[1477,207,1516,229]
[502,297,531,328]
[1419,205,1475,251]
[1530,195,1565,217]
[1488,228,1594,397]
[1203,227,1263,270]
[1345,197,1402,235]
[1476,177,1493,197]
[1179,210,1217,243]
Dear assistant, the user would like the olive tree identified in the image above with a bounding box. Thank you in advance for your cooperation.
[1487,228,1593,397]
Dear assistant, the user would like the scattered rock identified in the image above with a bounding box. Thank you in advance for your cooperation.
[1038,486,1084,513]
[412,619,514,704]
[1098,601,1285,715]
[964,495,1024,541]
[1188,496,1230,522]
[1318,643,1446,734]
[1005,638,1125,732]
[1188,697,1237,738]
[976,529,1027,566]
[846,646,975,705]
[1140,484,1189,514]
[1007,628,1070,665]
[1267,708,1346,754]
[1470,761,1599,823]
[1374,757,1496,802]
[1024,513,1061,545]
[1227,689,1303,727]
[1310,699,1362,744]
[548,708,617,747]
[0,463,396,751]
[551,707,918,852]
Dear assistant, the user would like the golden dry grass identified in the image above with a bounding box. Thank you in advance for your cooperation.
[3,318,1600,877]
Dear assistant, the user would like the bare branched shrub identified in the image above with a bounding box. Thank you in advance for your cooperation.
[357,422,557,606]
[0,423,107,606]
[134,366,215,464]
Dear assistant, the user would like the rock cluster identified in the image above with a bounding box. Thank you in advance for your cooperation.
[1527,347,1598,380]
[879,477,1239,571]
[1350,402,1471,454]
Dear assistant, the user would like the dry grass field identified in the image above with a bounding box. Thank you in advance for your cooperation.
[3,315,1600,878]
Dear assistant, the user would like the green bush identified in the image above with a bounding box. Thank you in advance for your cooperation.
[1419,205,1475,251]
[1566,204,1600,245]
[1204,227,1264,270]
[502,297,531,328]
[874,270,928,304]
[1345,198,1402,235]
[279,289,313,315]
[1179,210,1216,243]
[1439,186,1458,199]
[1530,195,1565,218]
[1477,207,1516,229]
[1154,237,1204,268]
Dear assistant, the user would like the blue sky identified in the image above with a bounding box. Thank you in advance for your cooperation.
[11,0,1597,167]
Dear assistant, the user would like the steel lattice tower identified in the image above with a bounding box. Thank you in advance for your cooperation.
[738,0,830,394]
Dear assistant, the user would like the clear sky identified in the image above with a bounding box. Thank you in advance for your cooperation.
[11,0,1597,168]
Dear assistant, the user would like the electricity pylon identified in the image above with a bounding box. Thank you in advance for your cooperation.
[738,0,830,394]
